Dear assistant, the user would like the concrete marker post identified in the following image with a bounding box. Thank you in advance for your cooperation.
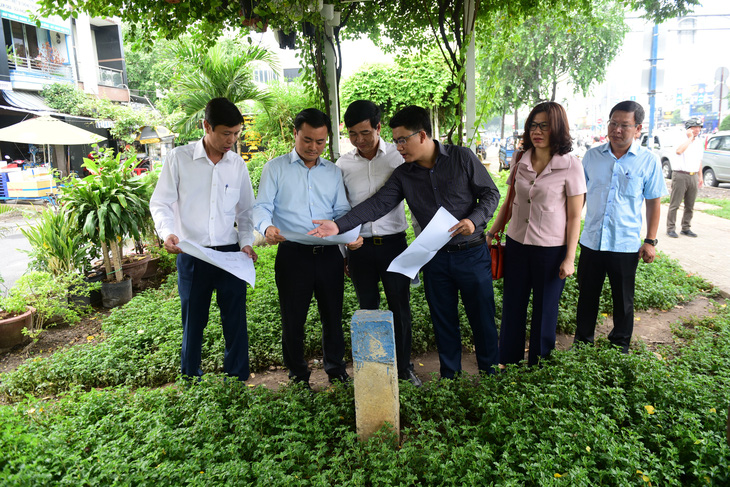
[350,309,399,442]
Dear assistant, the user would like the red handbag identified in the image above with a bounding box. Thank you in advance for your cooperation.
[490,233,505,279]
[489,151,522,279]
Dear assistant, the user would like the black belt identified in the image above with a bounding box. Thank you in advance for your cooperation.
[673,170,697,175]
[443,235,486,252]
[280,240,330,254]
[205,244,239,252]
[362,232,406,246]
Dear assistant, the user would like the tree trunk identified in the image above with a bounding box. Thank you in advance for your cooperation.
[100,240,113,280]
[109,240,124,282]
[513,108,519,136]
[551,80,557,102]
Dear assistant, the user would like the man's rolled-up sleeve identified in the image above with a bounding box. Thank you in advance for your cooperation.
[465,151,500,227]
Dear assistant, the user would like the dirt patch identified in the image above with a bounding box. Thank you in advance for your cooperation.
[0,311,107,374]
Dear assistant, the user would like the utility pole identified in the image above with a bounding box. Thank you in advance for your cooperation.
[648,24,659,140]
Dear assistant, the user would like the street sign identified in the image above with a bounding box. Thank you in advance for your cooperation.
[714,84,729,99]
[715,67,729,82]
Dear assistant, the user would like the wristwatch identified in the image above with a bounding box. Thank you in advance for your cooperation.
[644,238,658,246]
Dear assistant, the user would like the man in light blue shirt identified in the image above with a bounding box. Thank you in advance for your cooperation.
[574,101,668,353]
[253,108,351,388]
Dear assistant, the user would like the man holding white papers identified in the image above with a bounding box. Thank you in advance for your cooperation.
[337,100,420,386]
[311,105,501,378]
[150,97,257,382]
[253,108,351,388]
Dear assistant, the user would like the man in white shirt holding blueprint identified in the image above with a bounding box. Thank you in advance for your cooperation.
[150,97,257,383]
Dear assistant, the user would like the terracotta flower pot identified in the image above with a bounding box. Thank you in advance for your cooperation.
[122,254,151,287]
[0,306,35,349]
[142,255,161,279]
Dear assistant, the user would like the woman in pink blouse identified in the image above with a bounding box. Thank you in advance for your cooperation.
[487,102,586,366]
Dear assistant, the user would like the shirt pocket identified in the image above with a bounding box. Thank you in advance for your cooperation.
[222,186,241,213]
[618,173,642,198]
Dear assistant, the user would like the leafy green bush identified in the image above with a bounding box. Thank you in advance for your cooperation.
[1,301,728,485]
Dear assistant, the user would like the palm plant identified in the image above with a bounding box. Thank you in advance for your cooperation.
[59,147,150,282]
[20,207,93,276]
[164,38,279,136]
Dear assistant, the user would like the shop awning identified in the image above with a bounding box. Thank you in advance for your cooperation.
[1,90,56,112]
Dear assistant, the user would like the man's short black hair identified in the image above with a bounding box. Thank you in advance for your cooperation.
[294,108,332,133]
[609,100,645,125]
[344,100,381,129]
[205,97,244,129]
[388,105,432,138]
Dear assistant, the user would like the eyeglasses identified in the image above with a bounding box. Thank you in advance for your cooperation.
[392,131,421,146]
[607,120,638,131]
[528,122,549,132]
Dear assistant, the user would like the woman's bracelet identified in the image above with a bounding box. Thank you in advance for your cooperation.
[486,230,495,239]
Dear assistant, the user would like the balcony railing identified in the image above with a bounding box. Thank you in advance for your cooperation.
[98,66,124,87]
[8,56,73,79]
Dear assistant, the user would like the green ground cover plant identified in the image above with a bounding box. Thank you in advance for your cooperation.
[696,197,730,220]
[0,234,714,400]
[0,301,728,485]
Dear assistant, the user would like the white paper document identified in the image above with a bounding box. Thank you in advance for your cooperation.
[387,207,459,279]
[280,225,362,246]
[177,240,256,287]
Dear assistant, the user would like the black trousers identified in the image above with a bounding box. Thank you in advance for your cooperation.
[275,241,346,381]
[347,233,413,377]
[574,245,640,353]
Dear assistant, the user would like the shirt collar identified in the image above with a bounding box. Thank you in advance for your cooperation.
[519,148,572,171]
[193,137,234,164]
[603,140,640,159]
[289,148,329,167]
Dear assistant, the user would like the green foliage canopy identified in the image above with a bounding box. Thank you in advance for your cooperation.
[340,53,455,140]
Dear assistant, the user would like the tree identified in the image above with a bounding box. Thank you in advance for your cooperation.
[340,52,455,140]
[122,25,174,102]
[481,0,628,115]
[720,114,730,132]
[161,37,278,136]
[37,0,702,145]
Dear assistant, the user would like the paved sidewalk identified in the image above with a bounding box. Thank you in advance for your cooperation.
[644,203,730,298]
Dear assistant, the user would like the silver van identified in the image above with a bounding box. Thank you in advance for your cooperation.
[702,131,730,187]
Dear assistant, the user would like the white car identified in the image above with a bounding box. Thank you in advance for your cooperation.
[640,129,690,179]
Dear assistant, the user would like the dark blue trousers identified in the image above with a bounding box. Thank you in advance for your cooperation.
[177,246,249,381]
[499,236,566,366]
[574,245,640,353]
[422,242,498,378]
[347,233,413,378]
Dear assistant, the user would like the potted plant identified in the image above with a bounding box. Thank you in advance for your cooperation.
[0,274,34,350]
[59,146,150,307]
[1,271,93,341]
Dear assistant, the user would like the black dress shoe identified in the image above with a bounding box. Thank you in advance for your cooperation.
[328,372,351,384]
[680,229,698,237]
[667,230,679,238]
[400,370,423,387]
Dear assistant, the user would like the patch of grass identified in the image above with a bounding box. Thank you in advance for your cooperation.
[0,300,727,485]
[696,197,730,220]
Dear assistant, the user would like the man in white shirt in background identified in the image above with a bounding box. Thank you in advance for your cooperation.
[150,97,257,382]
[667,118,704,238]
[337,100,421,386]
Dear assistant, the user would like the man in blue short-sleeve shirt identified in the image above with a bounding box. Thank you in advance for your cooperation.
[574,100,668,353]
